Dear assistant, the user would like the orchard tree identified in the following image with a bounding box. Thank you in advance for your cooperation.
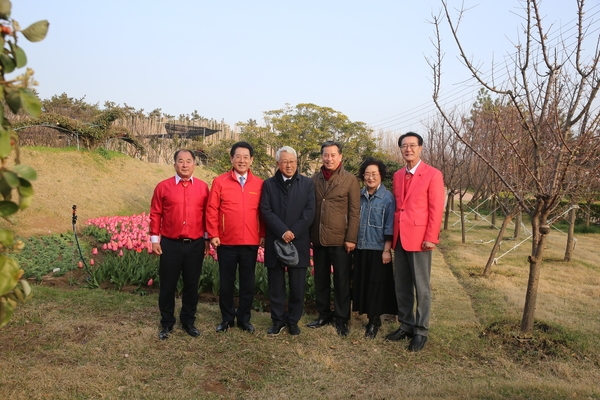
[264,103,382,176]
[0,0,48,327]
[429,0,600,333]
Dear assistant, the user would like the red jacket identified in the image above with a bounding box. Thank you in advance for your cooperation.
[392,162,445,252]
[150,177,209,240]
[206,169,265,245]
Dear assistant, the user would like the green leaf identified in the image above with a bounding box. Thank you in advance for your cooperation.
[0,0,11,20]
[17,178,32,196]
[0,200,18,217]
[9,42,26,68]
[17,179,33,210]
[1,170,19,188]
[19,88,41,118]
[5,87,20,114]
[0,129,10,158]
[13,164,37,181]
[0,52,15,74]
[21,20,49,43]
[0,228,14,247]
[0,175,11,200]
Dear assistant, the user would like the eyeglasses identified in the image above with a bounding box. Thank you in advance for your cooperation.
[279,160,297,166]
[363,172,380,178]
[400,144,420,150]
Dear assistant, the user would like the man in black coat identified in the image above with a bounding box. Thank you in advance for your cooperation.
[260,146,316,335]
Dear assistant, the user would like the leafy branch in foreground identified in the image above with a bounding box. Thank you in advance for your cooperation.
[0,0,49,327]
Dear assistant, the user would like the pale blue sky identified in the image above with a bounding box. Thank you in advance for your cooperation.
[15,0,593,135]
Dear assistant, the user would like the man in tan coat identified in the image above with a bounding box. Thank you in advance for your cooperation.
[308,141,360,336]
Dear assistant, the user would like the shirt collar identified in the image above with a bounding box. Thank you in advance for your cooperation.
[234,171,248,180]
[407,160,421,175]
[175,175,194,184]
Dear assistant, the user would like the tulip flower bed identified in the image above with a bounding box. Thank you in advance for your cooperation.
[83,214,316,302]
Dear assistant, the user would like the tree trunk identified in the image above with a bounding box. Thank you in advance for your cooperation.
[521,208,551,333]
[513,211,522,239]
[585,200,591,227]
[460,195,466,244]
[483,213,514,277]
[490,195,497,228]
[563,204,578,262]
[444,191,453,230]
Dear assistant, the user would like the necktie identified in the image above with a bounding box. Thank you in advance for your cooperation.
[404,172,412,198]
[239,176,245,187]
[181,179,189,188]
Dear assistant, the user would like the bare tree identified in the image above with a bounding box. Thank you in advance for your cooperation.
[429,0,600,333]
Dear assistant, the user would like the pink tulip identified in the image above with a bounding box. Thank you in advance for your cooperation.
[78,261,83,269]
[102,243,108,250]
[147,278,153,287]
[118,250,124,257]
[92,248,98,255]
[90,259,95,266]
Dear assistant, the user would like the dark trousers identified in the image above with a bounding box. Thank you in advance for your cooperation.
[313,245,352,322]
[217,245,259,324]
[158,237,205,328]
[268,265,307,325]
[393,242,432,337]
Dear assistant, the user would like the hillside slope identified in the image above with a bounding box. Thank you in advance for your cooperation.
[1,147,217,237]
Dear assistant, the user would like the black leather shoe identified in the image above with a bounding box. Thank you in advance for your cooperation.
[306,314,333,328]
[158,326,173,340]
[335,321,349,337]
[288,323,300,336]
[237,322,255,333]
[267,323,286,335]
[408,334,428,352]
[364,323,379,339]
[385,327,413,341]
[216,321,234,333]
[182,325,200,337]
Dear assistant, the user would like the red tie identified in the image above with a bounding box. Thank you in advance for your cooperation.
[181,179,189,188]
[404,172,412,198]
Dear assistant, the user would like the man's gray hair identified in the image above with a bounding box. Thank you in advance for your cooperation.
[275,146,297,161]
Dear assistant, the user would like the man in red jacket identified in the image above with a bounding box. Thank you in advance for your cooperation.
[150,149,210,340]
[206,142,265,333]
[387,132,445,352]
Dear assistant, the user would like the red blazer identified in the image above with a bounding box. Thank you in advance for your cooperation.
[392,161,445,252]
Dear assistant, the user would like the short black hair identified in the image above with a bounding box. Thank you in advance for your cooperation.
[230,141,254,157]
[398,132,423,147]
[320,140,342,155]
[358,157,387,181]
[173,149,196,162]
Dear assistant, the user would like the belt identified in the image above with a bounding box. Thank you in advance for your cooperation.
[164,237,201,243]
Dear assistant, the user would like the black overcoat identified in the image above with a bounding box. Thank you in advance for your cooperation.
[259,170,315,269]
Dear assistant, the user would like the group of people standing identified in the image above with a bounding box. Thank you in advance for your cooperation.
[149,132,444,352]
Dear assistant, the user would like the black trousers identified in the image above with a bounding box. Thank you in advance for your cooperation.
[312,245,353,322]
[158,237,205,328]
[217,245,259,324]
[268,265,307,325]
